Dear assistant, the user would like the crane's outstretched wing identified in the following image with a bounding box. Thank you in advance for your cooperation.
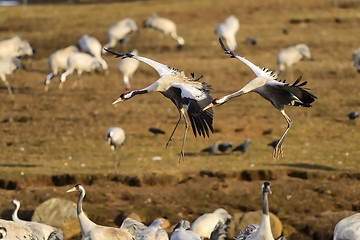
[104,48,177,77]
[172,84,214,138]
[219,38,275,79]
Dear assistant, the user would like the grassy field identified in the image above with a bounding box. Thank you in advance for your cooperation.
[1,0,360,239]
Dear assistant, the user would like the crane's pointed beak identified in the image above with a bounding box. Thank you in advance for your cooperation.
[203,103,214,111]
[66,187,77,193]
[112,98,123,105]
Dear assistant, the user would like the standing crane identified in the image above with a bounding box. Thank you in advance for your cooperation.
[78,35,108,71]
[215,15,240,51]
[0,57,25,98]
[275,43,313,77]
[204,39,317,158]
[44,45,79,91]
[118,49,140,90]
[105,49,214,162]
[67,184,136,240]
[234,182,274,240]
[143,13,185,49]
[11,198,65,240]
[102,18,138,53]
[106,127,125,168]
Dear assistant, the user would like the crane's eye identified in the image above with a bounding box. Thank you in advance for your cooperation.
[120,93,126,99]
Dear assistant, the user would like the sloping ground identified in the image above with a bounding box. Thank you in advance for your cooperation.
[1,169,360,239]
[0,0,360,239]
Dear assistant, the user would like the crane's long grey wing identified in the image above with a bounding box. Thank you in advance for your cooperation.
[219,38,270,78]
[130,55,177,77]
[104,48,175,77]
[266,78,317,107]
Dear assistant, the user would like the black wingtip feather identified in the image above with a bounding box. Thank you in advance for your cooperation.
[104,48,134,59]
[193,117,204,137]
[297,81,307,87]
[189,117,197,138]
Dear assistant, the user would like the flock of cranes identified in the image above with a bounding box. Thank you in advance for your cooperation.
[0,181,283,240]
[1,6,360,240]
[9,180,360,240]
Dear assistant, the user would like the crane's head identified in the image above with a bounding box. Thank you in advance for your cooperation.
[262,182,272,194]
[11,198,20,207]
[67,184,85,193]
[203,97,227,111]
[113,90,145,105]
[112,92,132,105]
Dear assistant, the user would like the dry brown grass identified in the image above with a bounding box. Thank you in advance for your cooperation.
[1,0,360,239]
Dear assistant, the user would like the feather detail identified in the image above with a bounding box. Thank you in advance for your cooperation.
[219,38,277,80]
[184,97,214,138]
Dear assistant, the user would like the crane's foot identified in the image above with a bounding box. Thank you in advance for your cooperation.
[273,146,284,159]
[178,150,185,163]
[165,138,173,148]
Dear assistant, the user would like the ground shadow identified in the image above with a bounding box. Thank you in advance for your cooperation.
[269,163,336,171]
[0,164,37,168]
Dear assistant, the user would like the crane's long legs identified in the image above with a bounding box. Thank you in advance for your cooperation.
[165,108,188,162]
[179,110,188,163]
[274,109,292,159]
[165,111,182,148]
[112,149,120,169]
[1,77,14,99]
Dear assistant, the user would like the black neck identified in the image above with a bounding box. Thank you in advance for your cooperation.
[133,90,148,96]
[262,192,269,215]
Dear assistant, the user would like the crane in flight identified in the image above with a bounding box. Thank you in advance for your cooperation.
[204,39,317,158]
[105,48,214,162]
